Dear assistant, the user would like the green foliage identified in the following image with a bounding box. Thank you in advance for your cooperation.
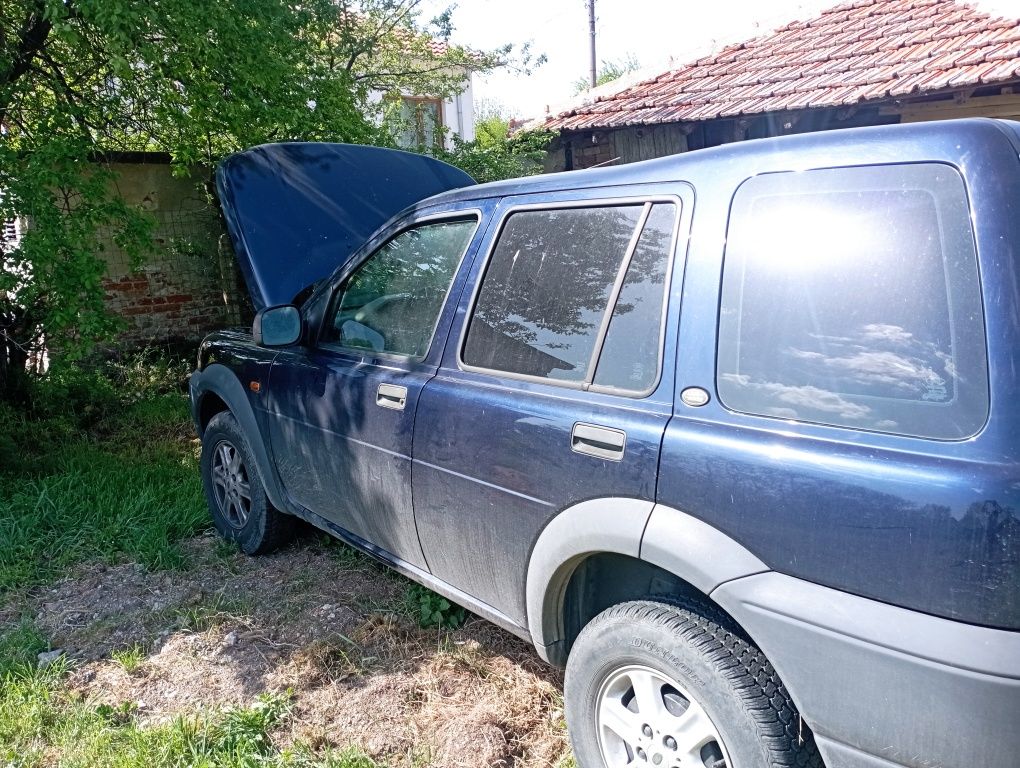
[1,0,532,400]
[573,53,642,94]
[0,616,48,677]
[405,584,466,630]
[430,128,557,185]
[0,374,206,592]
[475,114,512,149]
[110,644,144,674]
[0,671,376,768]
[103,349,192,401]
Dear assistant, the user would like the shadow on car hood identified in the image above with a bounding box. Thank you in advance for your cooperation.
[216,142,475,310]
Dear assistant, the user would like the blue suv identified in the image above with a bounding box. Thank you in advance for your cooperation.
[191,118,1020,768]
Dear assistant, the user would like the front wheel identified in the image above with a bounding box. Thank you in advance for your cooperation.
[564,598,824,768]
[200,411,294,555]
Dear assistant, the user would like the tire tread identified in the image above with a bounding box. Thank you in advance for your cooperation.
[576,597,824,768]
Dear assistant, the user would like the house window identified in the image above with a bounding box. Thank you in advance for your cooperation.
[398,97,443,149]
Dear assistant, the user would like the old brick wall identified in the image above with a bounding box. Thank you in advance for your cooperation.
[98,160,248,350]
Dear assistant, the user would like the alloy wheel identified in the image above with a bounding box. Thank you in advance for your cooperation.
[211,440,252,529]
[596,664,730,768]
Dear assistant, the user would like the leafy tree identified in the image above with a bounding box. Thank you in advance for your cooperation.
[428,127,555,185]
[572,53,641,95]
[0,0,527,401]
[473,98,513,149]
[419,96,555,184]
[475,115,512,149]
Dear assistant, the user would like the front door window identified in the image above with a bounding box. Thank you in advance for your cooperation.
[322,218,478,358]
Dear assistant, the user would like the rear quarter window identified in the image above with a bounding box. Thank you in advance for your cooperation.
[717,163,988,440]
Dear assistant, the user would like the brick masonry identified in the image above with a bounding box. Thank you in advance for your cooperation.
[98,160,249,350]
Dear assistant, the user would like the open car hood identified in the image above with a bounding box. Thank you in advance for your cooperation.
[216,143,475,310]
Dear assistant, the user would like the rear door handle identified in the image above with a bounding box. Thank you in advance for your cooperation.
[571,422,627,461]
[376,383,407,411]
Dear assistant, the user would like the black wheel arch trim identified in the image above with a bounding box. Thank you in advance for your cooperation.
[190,364,290,513]
[524,500,769,666]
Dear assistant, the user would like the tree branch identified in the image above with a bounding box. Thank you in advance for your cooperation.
[0,0,52,121]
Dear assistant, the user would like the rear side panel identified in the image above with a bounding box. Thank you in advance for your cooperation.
[658,119,1020,630]
[650,119,1020,768]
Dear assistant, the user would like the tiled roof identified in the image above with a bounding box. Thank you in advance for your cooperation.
[536,0,1020,131]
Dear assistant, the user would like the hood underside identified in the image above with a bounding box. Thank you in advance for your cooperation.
[216,143,475,310]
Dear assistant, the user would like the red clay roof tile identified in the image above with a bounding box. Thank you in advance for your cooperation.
[535,0,1020,132]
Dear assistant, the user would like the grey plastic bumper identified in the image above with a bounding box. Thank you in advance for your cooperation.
[712,572,1020,768]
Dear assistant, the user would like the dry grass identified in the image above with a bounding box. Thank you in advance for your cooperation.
[6,533,573,767]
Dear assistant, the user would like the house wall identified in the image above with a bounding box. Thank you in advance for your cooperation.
[99,161,246,350]
[443,77,475,143]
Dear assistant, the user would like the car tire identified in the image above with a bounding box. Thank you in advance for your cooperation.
[200,411,294,555]
[564,597,824,768]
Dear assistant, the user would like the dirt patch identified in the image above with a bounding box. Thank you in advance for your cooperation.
[17,532,571,767]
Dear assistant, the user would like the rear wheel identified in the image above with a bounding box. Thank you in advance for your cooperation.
[564,598,824,768]
[200,411,293,554]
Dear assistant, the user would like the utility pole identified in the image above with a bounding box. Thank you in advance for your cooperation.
[588,0,597,89]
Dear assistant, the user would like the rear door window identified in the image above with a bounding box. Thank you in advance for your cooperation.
[594,203,676,392]
[462,202,678,393]
[717,163,987,440]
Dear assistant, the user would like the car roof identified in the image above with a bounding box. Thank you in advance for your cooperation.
[419,117,1020,209]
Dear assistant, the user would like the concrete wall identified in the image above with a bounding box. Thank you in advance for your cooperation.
[99,160,246,350]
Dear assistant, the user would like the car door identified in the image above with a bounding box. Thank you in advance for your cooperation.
[412,187,692,625]
[265,204,487,570]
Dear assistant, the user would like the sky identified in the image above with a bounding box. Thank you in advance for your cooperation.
[420,0,1020,120]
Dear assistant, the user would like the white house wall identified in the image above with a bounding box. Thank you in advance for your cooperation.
[366,69,475,148]
[444,79,475,143]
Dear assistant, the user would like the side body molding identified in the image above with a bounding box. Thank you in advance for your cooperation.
[190,363,289,512]
[525,498,769,664]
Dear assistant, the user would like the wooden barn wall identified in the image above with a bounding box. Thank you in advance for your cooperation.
[541,86,1020,174]
[541,105,898,173]
[543,125,687,172]
[612,125,688,164]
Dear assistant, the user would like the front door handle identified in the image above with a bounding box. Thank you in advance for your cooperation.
[571,422,626,461]
[376,383,407,411]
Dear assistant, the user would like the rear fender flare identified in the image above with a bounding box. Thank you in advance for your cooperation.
[525,499,769,664]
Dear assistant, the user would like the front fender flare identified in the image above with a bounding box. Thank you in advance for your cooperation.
[190,363,289,513]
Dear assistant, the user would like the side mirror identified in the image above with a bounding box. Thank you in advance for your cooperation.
[253,305,302,347]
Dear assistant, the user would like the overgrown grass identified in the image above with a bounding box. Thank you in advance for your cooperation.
[111,644,145,674]
[0,616,48,677]
[0,358,208,593]
[0,354,398,767]
[0,665,380,768]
